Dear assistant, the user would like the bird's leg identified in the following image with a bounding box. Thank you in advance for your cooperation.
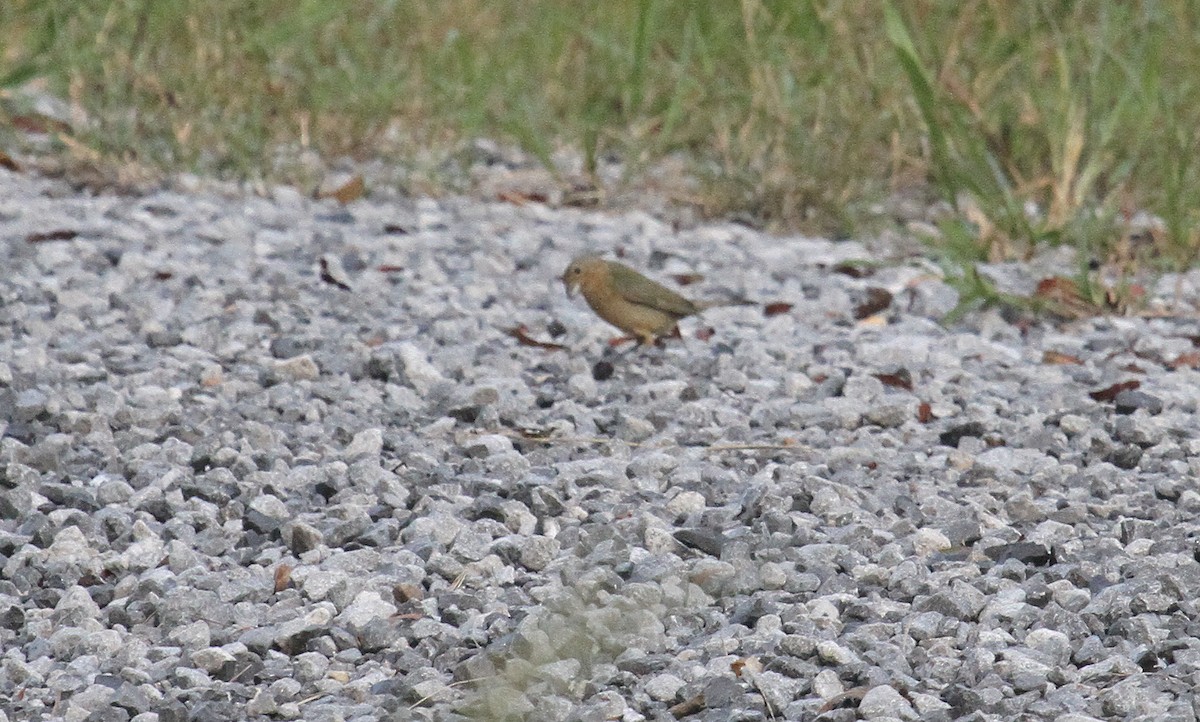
[604,331,660,362]
[657,326,683,348]
[600,337,643,365]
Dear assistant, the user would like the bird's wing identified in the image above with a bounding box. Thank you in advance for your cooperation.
[609,263,698,318]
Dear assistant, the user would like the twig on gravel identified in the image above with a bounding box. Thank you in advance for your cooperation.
[484,429,811,455]
[407,676,498,710]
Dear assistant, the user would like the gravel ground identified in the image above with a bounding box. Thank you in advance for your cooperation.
[3,169,1200,722]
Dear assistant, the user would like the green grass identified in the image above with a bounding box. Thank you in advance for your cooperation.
[4,0,1200,273]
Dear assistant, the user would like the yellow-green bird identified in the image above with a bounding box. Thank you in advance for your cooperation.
[561,255,715,346]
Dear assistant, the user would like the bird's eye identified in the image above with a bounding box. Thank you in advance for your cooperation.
[572,267,581,274]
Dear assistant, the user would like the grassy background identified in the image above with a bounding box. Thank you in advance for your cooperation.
[3,0,1200,272]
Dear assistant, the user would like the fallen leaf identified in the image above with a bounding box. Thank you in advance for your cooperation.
[318,257,352,291]
[672,273,705,286]
[668,693,706,719]
[0,150,19,172]
[393,582,424,603]
[383,223,409,235]
[817,686,871,714]
[917,402,934,423]
[1089,380,1140,402]
[274,564,292,593]
[854,287,893,319]
[763,302,793,317]
[563,182,602,208]
[1170,351,1200,369]
[1034,276,1100,317]
[497,189,548,205]
[940,421,987,446]
[695,326,716,341]
[833,261,875,278]
[77,571,104,587]
[26,229,79,243]
[1035,276,1080,300]
[11,113,71,134]
[873,368,913,391]
[154,270,174,281]
[319,174,364,204]
[1042,350,1083,365]
[506,324,567,351]
[730,656,763,677]
[377,264,405,273]
[1107,284,1145,309]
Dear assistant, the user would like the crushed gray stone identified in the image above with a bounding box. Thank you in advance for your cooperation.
[3,168,1200,720]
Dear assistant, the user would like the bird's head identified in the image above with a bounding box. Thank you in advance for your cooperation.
[561,255,603,298]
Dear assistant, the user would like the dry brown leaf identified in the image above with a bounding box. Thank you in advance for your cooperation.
[1089,380,1139,402]
[1170,351,1200,369]
[1035,276,1081,302]
[26,229,79,243]
[833,261,875,278]
[1034,276,1100,318]
[917,402,934,423]
[497,189,548,206]
[1042,350,1083,365]
[12,113,72,135]
[274,564,293,593]
[671,273,705,286]
[318,257,352,290]
[854,287,893,319]
[873,369,913,391]
[667,693,706,719]
[730,656,763,677]
[506,324,568,351]
[817,686,871,714]
[763,302,793,317]
[329,175,365,204]
[394,583,424,603]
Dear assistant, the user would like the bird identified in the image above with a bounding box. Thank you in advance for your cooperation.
[561,255,739,346]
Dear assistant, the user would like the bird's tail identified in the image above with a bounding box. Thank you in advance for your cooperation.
[696,296,757,311]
